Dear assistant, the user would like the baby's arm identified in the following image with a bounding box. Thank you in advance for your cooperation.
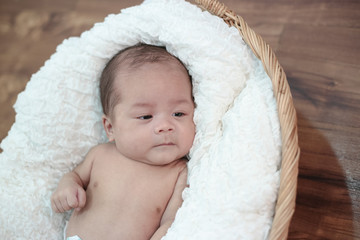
[51,146,97,213]
[150,166,188,240]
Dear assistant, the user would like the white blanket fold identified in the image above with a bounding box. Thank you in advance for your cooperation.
[0,0,281,239]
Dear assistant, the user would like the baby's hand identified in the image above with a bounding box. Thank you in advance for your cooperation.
[51,176,86,213]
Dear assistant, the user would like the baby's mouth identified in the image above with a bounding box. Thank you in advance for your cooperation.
[155,142,175,147]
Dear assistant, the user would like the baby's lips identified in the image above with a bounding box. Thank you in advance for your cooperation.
[155,142,175,147]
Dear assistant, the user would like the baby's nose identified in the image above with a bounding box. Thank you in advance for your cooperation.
[155,119,174,134]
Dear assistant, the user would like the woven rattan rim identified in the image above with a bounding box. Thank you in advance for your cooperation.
[194,0,301,239]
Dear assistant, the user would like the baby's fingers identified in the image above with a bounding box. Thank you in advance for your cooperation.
[76,187,86,210]
[66,192,79,210]
[52,198,66,213]
[51,193,64,213]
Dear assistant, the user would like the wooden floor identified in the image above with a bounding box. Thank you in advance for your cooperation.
[0,0,359,239]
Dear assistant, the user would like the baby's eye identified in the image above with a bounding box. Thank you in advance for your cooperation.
[173,112,185,117]
[138,115,153,120]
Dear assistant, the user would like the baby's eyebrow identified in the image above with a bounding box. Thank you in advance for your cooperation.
[132,99,192,106]
[131,102,154,108]
[171,99,193,105]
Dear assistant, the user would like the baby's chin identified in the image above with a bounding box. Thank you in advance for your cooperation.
[142,154,186,166]
[138,148,188,165]
[143,158,180,166]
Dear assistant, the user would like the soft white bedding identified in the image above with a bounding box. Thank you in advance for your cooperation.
[0,0,281,239]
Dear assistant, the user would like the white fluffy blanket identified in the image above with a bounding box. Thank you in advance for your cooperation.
[0,0,281,239]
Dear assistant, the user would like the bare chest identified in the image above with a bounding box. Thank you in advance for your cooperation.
[67,156,184,239]
[87,157,179,216]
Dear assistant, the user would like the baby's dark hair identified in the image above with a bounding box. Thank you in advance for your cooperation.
[100,43,189,116]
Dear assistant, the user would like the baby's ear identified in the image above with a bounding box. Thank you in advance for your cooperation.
[102,115,115,142]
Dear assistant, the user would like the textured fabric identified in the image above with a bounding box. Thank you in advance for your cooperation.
[67,236,81,240]
[0,0,281,239]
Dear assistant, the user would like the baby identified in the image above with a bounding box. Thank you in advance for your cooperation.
[51,44,196,240]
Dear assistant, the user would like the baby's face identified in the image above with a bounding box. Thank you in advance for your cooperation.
[106,61,195,165]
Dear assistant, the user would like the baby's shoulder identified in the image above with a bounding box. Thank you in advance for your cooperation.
[87,142,116,157]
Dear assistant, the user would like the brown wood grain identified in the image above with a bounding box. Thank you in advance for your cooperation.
[0,0,359,239]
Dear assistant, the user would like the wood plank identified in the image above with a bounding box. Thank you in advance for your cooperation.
[75,0,143,15]
[291,0,360,28]
[278,24,360,66]
[0,0,77,13]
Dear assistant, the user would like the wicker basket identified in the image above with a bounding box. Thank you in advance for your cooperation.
[194,0,301,239]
